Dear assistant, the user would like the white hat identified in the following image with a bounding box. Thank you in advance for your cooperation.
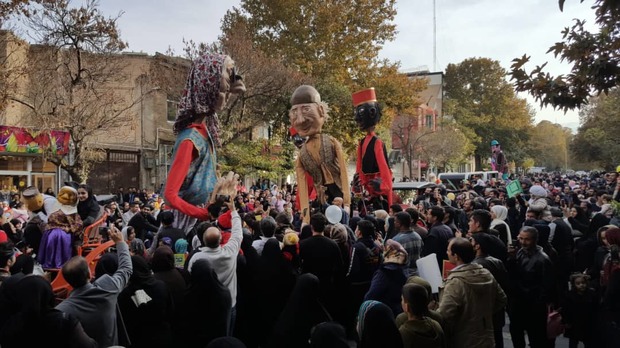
[529,185,547,198]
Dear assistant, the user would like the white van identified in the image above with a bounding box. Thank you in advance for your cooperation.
[437,171,500,190]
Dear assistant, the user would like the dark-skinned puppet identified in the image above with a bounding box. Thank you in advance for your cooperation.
[290,85,350,223]
[353,88,392,210]
[163,52,245,232]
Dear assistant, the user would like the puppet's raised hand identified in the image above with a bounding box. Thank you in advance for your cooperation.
[209,171,239,204]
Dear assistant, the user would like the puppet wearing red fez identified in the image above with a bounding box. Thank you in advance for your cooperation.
[353,88,392,210]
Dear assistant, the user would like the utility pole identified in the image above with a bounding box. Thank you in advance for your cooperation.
[433,0,437,71]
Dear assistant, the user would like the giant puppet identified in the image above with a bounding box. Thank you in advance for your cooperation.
[163,53,245,232]
[290,85,350,223]
[353,88,392,210]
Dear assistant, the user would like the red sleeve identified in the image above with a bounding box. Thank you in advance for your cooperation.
[374,138,393,206]
[164,140,211,220]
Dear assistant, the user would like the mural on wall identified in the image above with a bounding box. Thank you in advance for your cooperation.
[0,126,70,155]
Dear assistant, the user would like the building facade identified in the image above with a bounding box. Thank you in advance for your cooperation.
[0,30,189,195]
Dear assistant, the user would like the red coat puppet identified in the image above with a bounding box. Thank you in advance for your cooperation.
[353,88,392,210]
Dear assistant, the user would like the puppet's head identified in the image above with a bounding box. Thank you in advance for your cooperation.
[57,186,79,214]
[490,139,501,153]
[22,186,43,212]
[289,85,326,137]
[174,53,246,146]
[352,88,381,131]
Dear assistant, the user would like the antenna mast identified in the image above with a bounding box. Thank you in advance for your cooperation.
[433,0,437,71]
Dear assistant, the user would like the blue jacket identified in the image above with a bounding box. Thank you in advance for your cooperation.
[364,263,407,316]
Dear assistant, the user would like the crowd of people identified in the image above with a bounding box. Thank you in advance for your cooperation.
[0,169,619,348]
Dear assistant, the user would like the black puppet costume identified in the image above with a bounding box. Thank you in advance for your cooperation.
[353,88,393,210]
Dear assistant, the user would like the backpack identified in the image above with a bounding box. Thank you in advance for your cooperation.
[600,245,620,287]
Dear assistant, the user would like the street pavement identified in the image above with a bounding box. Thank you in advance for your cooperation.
[502,314,570,348]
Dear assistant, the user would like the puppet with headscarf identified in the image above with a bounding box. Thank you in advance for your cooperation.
[289,85,350,223]
[353,88,392,210]
[163,53,245,233]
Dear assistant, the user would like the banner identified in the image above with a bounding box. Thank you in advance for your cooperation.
[506,180,523,198]
[0,126,70,155]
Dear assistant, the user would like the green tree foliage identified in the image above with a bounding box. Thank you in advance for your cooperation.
[223,0,397,82]
[530,121,572,171]
[418,122,475,172]
[221,0,424,155]
[218,139,295,179]
[444,57,534,168]
[572,87,620,170]
[510,0,620,111]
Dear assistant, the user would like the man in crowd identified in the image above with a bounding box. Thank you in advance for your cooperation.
[57,226,132,348]
[122,202,140,227]
[506,226,554,348]
[467,209,507,261]
[127,204,159,242]
[391,211,423,276]
[251,216,277,255]
[422,206,453,269]
[438,237,507,348]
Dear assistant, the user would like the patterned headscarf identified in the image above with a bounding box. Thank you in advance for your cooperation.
[174,52,227,147]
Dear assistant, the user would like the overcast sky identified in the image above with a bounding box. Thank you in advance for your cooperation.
[98,0,597,131]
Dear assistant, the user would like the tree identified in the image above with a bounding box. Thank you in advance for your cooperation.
[223,0,397,83]
[529,121,572,171]
[418,123,475,172]
[6,0,138,182]
[391,113,434,180]
[444,57,534,169]
[221,0,424,155]
[510,0,620,111]
[571,87,620,170]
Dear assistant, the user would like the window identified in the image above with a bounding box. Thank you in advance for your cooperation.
[425,114,433,129]
[109,152,138,163]
[167,97,178,122]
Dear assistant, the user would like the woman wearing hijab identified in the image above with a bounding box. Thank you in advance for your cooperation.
[0,275,96,348]
[235,231,262,347]
[357,300,403,348]
[490,205,512,246]
[178,259,231,347]
[309,322,349,348]
[364,239,409,316]
[77,184,101,227]
[270,273,332,348]
[255,239,296,346]
[151,246,187,305]
[151,246,187,341]
[118,255,173,348]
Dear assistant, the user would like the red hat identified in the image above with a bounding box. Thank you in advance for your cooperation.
[217,210,232,230]
[352,88,377,107]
